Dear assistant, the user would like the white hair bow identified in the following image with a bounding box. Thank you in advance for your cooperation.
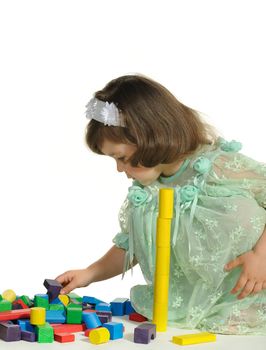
[85,97,125,127]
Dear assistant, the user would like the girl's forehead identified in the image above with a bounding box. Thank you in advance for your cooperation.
[101,140,136,156]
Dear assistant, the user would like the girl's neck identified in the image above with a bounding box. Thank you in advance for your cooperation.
[160,160,184,177]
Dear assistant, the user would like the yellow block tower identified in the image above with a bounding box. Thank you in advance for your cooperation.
[152,188,174,332]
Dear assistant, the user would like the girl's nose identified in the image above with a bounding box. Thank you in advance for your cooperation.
[116,160,125,173]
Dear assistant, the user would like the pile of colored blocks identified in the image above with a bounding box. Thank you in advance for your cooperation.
[0,279,156,345]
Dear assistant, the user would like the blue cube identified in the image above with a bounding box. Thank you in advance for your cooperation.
[103,322,123,340]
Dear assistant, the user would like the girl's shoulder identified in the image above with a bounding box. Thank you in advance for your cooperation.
[189,137,243,162]
[124,137,265,208]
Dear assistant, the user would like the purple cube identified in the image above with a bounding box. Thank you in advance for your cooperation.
[134,322,156,344]
[0,322,21,342]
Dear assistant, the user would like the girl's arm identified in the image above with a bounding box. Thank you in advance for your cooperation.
[56,245,136,294]
[225,225,266,299]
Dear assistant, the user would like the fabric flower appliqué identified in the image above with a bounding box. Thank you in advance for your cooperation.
[180,185,199,203]
[127,185,152,207]
[193,157,212,174]
[220,139,242,152]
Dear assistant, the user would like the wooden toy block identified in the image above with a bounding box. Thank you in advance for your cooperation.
[54,332,75,343]
[82,309,97,314]
[97,315,110,324]
[13,299,28,309]
[68,292,83,303]
[95,302,111,312]
[34,294,49,309]
[51,323,86,333]
[82,311,102,329]
[172,332,216,345]
[125,300,135,315]
[0,322,21,342]
[152,188,174,332]
[134,322,156,344]
[46,310,66,323]
[43,279,62,302]
[82,296,105,305]
[66,303,82,324]
[30,307,46,325]
[50,297,64,305]
[110,297,128,316]
[20,295,32,307]
[96,310,112,321]
[129,312,148,322]
[82,303,94,311]
[103,322,123,340]
[0,308,31,321]
[17,319,34,332]
[49,303,65,311]
[84,328,96,337]
[11,303,22,310]
[21,330,36,342]
[89,327,110,345]
[0,300,12,312]
[2,289,16,303]
[158,188,174,218]
[58,294,69,306]
[36,322,54,343]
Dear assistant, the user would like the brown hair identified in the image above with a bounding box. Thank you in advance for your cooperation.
[85,74,218,167]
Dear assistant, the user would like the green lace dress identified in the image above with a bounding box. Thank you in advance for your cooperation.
[112,138,266,334]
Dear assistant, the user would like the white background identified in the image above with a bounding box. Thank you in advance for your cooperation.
[0,0,265,304]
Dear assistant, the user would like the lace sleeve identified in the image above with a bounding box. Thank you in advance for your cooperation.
[210,152,266,209]
[112,198,130,250]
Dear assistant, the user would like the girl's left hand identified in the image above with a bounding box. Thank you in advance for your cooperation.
[224,250,266,299]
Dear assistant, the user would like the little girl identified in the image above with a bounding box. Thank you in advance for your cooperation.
[56,74,266,334]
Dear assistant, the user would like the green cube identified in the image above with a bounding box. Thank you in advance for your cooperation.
[67,292,82,303]
[49,303,65,311]
[34,295,49,310]
[36,323,54,343]
[0,295,2,302]
[20,295,31,306]
[0,300,12,311]
[66,303,82,324]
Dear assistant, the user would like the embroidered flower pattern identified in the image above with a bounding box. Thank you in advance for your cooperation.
[127,186,152,207]
[220,139,242,152]
[180,185,199,203]
[172,296,184,308]
[193,157,212,174]
[250,216,264,233]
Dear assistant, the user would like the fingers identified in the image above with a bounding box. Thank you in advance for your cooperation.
[55,271,76,295]
[224,256,242,271]
[60,280,77,295]
[232,279,265,299]
[231,274,247,295]
[237,280,255,299]
[55,272,69,286]
[251,282,263,295]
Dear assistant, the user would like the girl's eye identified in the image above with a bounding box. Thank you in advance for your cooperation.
[118,157,127,163]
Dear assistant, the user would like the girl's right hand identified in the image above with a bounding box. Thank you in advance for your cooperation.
[55,268,91,295]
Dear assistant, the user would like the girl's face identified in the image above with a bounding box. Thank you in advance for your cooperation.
[101,139,181,186]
